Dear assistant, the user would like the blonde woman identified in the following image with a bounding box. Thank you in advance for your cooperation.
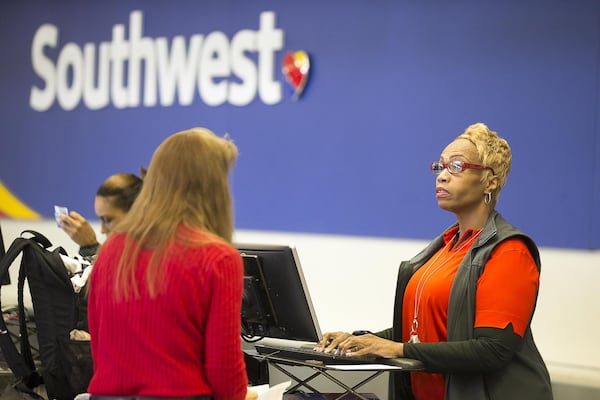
[87,128,256,400]
[319,123,552,400]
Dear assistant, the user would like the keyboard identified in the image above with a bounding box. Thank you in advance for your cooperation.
[254,343,424,370]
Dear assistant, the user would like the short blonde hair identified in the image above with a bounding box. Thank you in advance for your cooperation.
[456,122,511,198]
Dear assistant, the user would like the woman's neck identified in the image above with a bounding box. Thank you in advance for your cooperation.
[455,209,492,235]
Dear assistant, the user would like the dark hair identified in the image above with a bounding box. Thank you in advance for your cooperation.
[96,173,143,212]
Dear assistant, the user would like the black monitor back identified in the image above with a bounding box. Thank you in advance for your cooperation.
[236,243,321,343]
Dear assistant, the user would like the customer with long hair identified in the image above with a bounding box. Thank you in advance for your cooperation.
[87,128,256,400]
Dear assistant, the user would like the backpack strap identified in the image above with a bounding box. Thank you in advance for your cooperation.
[0,222,9,285]
[21,230,52,249]
[0,221,5,259]
[0,237,42,387]
[21,230,68,259]
[18,256,37,372]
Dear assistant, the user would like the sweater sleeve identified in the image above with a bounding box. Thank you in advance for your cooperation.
[403,324,522,373]
[203,249,248,400]
[79,243,100,259]
[374,328,393,340]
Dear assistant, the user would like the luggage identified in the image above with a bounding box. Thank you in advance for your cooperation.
[0,229,92,400]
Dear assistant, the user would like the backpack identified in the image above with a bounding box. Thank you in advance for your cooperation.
[0,222,9,285]
[0,230,93,400]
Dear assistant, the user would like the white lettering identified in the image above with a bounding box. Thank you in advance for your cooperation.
[128,11,155,107]
[110,23,129,109]
[199,32,230,106]
[29,10,285,111]
[156,35,203,106]
[55,43,83,110]
[82,42,110,110]
[30,24,58,111]
[257,12,283,105]
[229,30,258,106]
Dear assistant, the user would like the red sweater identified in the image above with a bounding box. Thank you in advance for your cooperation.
[87,231,248,400]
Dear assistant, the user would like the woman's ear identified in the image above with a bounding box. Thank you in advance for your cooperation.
[485,174,499,193]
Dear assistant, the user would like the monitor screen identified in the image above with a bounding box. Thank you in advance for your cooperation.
[236,243,321,343]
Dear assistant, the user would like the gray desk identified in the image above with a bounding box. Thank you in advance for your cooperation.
[247,349,424,400]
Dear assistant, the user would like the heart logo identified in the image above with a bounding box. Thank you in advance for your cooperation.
[282,51,310,99]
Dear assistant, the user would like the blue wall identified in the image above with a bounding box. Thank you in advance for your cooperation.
[1,0,599,249]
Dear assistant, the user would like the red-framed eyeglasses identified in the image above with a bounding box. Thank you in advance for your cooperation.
[430,160,495,175]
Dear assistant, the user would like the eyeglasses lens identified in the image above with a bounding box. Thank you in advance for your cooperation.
[431,162,443,175]
[448,161,463,174]
[431,161,466,175]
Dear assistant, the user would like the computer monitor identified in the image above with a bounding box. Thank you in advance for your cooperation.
[236,243,321,343]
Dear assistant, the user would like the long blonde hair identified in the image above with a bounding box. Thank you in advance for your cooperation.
[109,127,238,299]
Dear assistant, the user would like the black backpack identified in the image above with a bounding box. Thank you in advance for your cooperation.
[0,230,93,400]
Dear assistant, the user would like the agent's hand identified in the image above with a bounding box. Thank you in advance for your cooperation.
[314,331,352,354]
[245,389,258,400]
[59,211,99,247]
[337,333,404,359]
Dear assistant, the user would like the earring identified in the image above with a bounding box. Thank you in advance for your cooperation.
[484,192,492,205]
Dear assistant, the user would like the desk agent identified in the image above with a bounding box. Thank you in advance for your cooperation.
[318,123,553,400]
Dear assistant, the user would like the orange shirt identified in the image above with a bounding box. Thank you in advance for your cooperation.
[402,226,539,400]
